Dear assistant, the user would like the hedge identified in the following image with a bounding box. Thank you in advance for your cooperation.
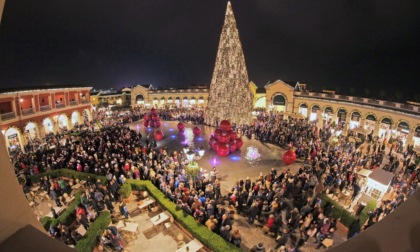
[318,193,377,228]
[127,179,242,252]
[40,191,82,229]
[75,211,112,252]
[29,169,107,185]
[118,183,132,199]
[31,169,240,252]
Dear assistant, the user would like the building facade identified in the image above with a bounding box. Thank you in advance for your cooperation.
[0,86,93,153]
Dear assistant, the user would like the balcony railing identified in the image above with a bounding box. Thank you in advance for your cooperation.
[0,112,16,121]
[81,100,89,104]
[56,103,66,108]
[40,104,51,111]
[21,108,34,116]
[69,101,78,106]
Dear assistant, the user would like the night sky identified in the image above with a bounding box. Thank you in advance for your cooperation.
[1,0,420,101]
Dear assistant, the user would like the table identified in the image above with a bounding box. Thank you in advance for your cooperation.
[76,225,87,236]
[176,239,203,252]
[121,222,139,239]
[150,212,169,231]
[138,198,155,214]
[116,220,125,229]
[31,186,40,192]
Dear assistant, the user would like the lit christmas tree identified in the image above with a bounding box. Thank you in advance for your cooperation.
[205,1,253,127]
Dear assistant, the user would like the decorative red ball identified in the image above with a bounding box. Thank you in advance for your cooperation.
[143,114,149,121]
[283,150,297,165]
[219,120,232,131]
[143,121,149,127]
[155,121,161,128]
[193,126,202,136]
[149,121,155,127]
[218,131,230,144]
[154,130,164,141]
[229,140,237,152]
[217,143,230,156]
[236,138,243,149]
[230,130,238,140]
[151,108,157,115]
[151,114,158,120]
[214,129,222,139]
[177,122,185,131]
[212,140,219,151]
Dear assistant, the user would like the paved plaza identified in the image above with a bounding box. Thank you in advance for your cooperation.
[126,120,347,251]
[127,120,303,194]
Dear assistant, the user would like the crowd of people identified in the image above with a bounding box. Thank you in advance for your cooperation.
[234,112,419,250]
[9,108,419,251]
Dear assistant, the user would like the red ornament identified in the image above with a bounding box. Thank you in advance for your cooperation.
[151,114,158,120]
[229,140,237,152]
[149,121,155,128]
[212,140,219,151]
[236,138,243,149]
[143,121,149,127]
[283,150,297,165]
[154,130,164,141]
[177,122,185,131]
[220,120,232,131]
[217,143,230,156]
[155,121,161,128]
[193,126,202,136]
[214,128,222,139]
[230,130,238,140]
[143,114,149,121]
[218,131,230,144]
[151,108,157,115]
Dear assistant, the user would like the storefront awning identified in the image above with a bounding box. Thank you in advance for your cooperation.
[324,107,333,113]
[381,117,392,125]
[273,94,286,105]
[337,109,347,115]
[352,111,361,118]
[366,114,376,121]
[398,121,410,130]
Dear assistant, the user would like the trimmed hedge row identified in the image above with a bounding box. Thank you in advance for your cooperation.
[75,211,112,252]
[30,169,240,252]
[29,169,107,185]
[318,193,377,228]
[127,179,242,252]
[40,191,82,229]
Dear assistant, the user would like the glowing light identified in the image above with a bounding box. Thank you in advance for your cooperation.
[171,135,177,139]
[196,137,203,141]
[168,128,174,131]
[164,123,168,126]
[230,155,241,161]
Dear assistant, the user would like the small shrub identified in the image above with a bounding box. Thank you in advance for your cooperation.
[118,183,132,199]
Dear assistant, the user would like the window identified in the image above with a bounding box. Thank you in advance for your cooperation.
[370,188,381,200]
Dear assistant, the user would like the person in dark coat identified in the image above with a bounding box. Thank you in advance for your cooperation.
[347,219,360,239]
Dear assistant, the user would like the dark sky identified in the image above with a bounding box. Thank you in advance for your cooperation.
[1,0,420,101]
